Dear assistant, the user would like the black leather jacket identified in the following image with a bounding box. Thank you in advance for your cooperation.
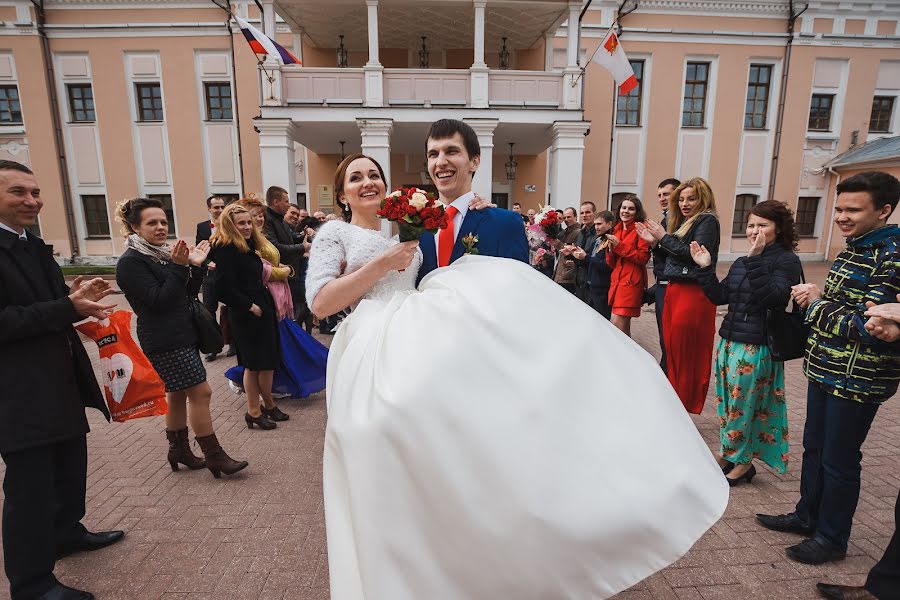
[658,212,720,282]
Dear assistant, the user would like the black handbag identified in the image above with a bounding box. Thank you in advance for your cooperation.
[189,299,224,355]
[765,269,809,362]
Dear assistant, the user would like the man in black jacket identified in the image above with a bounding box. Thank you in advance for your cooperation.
[195,195,233,361]
[0,161,124,600]
[571,201,598,303]
[263,186,309,324]
[647,178,680,372]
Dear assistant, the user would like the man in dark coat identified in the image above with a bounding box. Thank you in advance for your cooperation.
[263,186,319,330]
[571,201,599,303]
[0,160,124,600]
[195,195,234,361]
[646,178,679,372]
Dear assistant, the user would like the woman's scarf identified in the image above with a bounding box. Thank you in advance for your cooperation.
[126,233,172,264]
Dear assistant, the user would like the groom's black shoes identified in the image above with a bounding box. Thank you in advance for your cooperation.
[756,512,814,535]
[56,530,124,559]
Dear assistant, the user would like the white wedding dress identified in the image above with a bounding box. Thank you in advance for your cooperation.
[307,220,729,600]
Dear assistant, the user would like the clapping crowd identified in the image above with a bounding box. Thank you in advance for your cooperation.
[520,171,900,599]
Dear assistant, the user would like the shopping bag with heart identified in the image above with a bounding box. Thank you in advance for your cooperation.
[77,310,167,422]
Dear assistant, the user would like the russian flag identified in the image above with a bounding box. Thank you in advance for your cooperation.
[235,16,301,66]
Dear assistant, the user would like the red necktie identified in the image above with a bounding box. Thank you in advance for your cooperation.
[438,205,459,267]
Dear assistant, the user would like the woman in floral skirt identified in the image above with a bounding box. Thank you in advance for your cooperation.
[689,200,802,485]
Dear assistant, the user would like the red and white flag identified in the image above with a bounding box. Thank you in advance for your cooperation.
[591,29,637,95]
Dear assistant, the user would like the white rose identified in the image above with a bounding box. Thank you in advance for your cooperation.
[409,192,428,209]
[389,190,403,198]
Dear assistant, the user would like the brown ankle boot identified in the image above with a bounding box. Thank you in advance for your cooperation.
[195,433,249,479]
[166,428,205,471]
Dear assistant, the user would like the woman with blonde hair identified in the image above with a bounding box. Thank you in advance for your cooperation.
[212,203,282,430]
[115,197,248,478]
[223,197,328,404]
[636,177,721,414]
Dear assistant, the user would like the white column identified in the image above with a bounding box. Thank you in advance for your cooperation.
[255,118,298,199]
[548,121,590,207]
[470,0,489,108]
[358,118,393,236]
[364,0,384,107]
[566,1,580,68]
[563,0,582,109]
[473,0,487,68]
[544,31,555,71]
[464,118,498,200]
[261,0,276,39]
[292,32,303,64]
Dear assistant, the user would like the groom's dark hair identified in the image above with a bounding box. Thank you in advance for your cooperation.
[427,119,481,159]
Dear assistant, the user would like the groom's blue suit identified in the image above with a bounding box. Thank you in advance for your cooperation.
[417,207,529,284]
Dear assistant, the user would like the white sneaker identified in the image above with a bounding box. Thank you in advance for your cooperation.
[272,391,292,399]
[228,380,244,395]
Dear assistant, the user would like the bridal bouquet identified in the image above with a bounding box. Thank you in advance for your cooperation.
[377,187,449,242]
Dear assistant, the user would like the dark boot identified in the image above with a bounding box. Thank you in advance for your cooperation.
[195,433,249,479]
[166,428,205,471]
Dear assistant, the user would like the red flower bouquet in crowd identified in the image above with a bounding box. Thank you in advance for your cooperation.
[538,208,562,240]
[377,187,449,242]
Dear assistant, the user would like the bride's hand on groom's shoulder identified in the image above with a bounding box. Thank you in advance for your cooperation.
[468,194,496,211]
[378,240,419,272]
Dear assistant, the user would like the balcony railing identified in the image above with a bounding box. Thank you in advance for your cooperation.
[276,66,579,110]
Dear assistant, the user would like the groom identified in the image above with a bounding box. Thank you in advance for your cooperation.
[418,119,528,283]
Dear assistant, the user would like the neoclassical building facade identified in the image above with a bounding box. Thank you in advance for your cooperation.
[3,0,899,261]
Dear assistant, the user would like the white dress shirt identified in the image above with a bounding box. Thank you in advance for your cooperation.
[0,222,27,240]
[434,191,474,255]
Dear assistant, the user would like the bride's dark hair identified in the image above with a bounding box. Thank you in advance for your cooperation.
[334,154,388,222]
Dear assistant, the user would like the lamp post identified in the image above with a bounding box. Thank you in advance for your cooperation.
[505,143,517,181]
[499,36,510,70]
[338,141,346,164]
[419,36,430,68]
[337,34,348,68]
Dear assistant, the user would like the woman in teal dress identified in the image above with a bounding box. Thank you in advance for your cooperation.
[689,200,802,485]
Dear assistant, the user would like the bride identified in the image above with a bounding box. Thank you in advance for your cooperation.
[306,153,729,600]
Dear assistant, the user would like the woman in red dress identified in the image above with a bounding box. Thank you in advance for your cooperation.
[606,195,651,338]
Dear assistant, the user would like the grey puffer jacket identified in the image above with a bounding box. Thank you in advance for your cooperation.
[697,243,802,345]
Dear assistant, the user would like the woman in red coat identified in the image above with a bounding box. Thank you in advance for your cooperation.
[606,195,651,337]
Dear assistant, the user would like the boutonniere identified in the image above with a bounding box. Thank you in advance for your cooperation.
[462,233,479,255]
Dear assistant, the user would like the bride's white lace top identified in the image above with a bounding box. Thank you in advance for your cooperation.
[305,220,422,309]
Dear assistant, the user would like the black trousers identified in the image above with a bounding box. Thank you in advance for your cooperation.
[866,488,900,599]
[655,282,667,373]
[2,435,88,599]
[201,278,232,347]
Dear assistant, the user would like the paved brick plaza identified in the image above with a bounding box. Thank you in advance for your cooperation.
[1,262,897,599]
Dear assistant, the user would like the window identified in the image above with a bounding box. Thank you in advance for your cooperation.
[796,197,819,237]
[732,194,758,235]
[744,64,772,129]
[215,193,240,205]
[611,192,635,210]
[869,96,895,133]
[682,62,710,127]
[491,193,509,209]
[147,193,176,237]
[66,84,95,122]
[81,195,110,238]
[204,82,233,121]
[296,192,307,207]
[135,83,164,121]
[616,60,645,126]
[0,85,22,124]
[808,94,834,131]
[25,221,41,238]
